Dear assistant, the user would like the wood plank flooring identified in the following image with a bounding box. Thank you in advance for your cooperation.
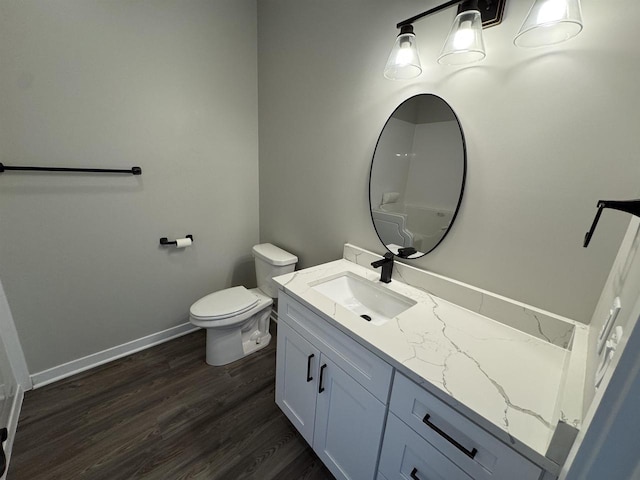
[10,325,334,480]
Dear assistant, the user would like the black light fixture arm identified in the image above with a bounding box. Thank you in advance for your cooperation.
[397,0,467,29]
[396,0,503,30]
[584,199,640,248]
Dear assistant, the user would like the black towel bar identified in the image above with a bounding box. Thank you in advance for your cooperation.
[0,163,141,175]
[584,199,640,247]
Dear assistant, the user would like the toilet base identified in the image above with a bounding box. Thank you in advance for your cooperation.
[204,307,272,366]
[242,332,272,357]
[205,329,272,366]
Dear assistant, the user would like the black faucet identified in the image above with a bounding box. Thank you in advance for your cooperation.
[371,252,394,283]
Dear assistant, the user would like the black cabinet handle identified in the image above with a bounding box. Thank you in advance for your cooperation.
[318,364,327,393]
[422,414,478,459]
[410,467,420,479]
[0,427,7,476]
[306,354,315,382]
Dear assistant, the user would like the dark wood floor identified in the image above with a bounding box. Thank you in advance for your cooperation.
[10,325,334,480]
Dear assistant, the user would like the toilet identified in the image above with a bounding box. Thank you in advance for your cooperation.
[189,243,298,366]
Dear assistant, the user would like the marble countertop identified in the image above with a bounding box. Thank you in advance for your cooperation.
[274,258,572,470]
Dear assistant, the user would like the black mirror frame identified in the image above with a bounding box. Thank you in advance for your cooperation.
[368,93,467,259]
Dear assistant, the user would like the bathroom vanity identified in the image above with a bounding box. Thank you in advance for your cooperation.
[274,244,587,480]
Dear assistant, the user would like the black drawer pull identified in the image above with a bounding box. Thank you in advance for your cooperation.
[410,467,420,479]
[318,364,327,393]
[306,354,315,382]
[0,428,6,477]
[422,414,478,459]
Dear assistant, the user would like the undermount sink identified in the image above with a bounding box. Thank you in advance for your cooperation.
[310,272,416,326]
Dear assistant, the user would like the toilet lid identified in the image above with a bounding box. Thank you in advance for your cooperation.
[190,286,259,320]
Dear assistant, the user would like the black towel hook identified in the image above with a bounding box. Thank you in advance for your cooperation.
[584,199,640,247]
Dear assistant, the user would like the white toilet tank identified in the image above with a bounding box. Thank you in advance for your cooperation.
[252,243,298,298]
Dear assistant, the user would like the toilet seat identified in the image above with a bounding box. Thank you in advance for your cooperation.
[190,286,260,321]
[189,293,272,331]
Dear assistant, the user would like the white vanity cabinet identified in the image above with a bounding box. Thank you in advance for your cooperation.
[275,290,552,480]
[276,292,393,480]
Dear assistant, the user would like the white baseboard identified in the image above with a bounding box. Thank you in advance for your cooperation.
[1,384,24,480]
[31,323,200,389]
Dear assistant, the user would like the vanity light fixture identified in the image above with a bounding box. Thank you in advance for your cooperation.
[514,0,583,48]
[438,0,486,65]
[384,25,423,80]
[385,0,584,79]
[384,0,496,79]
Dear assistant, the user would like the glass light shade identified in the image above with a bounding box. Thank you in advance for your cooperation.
[514,0,583,48]
[384,27,422,80]
[438,10,486,66]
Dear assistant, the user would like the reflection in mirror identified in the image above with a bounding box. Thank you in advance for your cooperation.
[369,94,466,258]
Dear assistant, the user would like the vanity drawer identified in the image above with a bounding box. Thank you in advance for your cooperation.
[379,412,473,480]
[390,373,542,480]
[279,292,393,403]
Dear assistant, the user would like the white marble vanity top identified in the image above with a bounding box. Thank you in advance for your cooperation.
[274,246,587,470]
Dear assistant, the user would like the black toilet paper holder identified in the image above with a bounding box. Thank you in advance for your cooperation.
[160,235,193,246]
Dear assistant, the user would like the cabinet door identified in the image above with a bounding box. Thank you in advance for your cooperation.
[313,355,386,480]
[276,320,320,445]
[279,292,393,403]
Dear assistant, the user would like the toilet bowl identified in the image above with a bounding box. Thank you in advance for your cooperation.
[189,244,297,366]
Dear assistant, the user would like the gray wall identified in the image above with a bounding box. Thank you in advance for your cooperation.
[0,0,259,373]
[257,0,640,322]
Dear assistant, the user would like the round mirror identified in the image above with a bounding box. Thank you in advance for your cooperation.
[369,94,466,259]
